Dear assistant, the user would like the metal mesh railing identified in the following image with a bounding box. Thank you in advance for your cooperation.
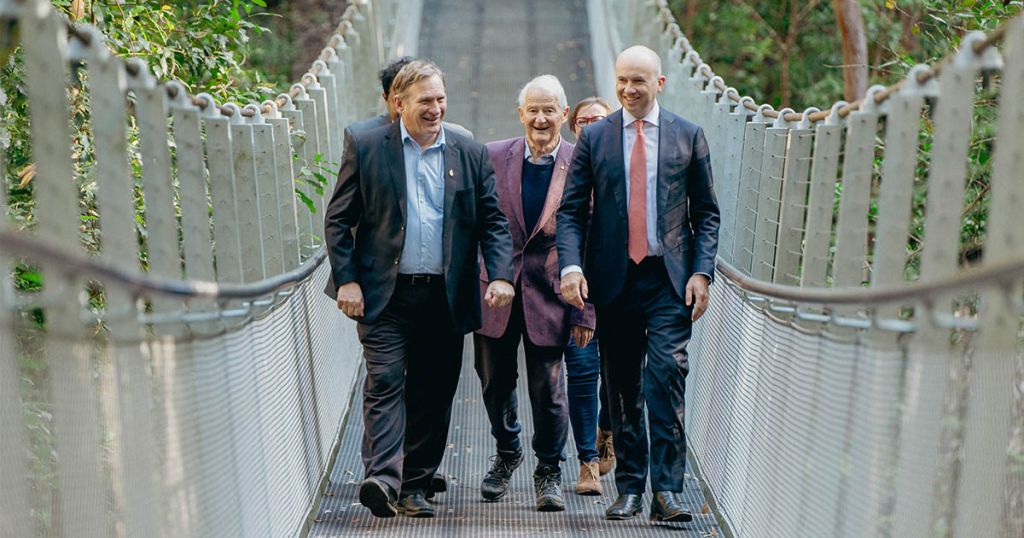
[0,0,406,536]
[604,1,1024,536]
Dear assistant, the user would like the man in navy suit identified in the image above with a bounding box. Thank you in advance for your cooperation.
[557,45,720,522]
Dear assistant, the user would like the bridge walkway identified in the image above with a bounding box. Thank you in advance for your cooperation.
[309,0,719,535]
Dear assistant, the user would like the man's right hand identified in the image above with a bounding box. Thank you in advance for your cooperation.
[560,271,588,311]
[336,282,365,319]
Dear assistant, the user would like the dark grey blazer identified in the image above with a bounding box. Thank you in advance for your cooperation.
[324,121,513,332]
[556,107,720,305]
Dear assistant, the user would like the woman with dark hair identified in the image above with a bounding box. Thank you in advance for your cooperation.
[563,96,615,496]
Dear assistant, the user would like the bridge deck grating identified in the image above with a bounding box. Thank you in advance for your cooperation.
[309,341,720,537]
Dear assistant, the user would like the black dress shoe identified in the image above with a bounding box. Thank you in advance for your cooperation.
[426,472,448,500]
[605,493,643,520]
[358,478,397,518]
[398,493,435,518]
[650,491,693,522]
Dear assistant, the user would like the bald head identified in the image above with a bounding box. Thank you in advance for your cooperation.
[615,45,665,118]
[616,45,662,77]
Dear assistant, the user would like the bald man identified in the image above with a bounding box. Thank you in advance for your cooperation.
[557,45,720,522]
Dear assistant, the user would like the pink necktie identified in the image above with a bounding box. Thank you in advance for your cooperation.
[628,120,647,264]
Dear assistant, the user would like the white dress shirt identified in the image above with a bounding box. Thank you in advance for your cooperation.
[622,100,663,257]
[561,101,663,278]
[525,138,562,164]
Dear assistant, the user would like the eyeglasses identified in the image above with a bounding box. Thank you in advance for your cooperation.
[574,115,606,127]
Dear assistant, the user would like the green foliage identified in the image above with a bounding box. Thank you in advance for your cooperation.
[670,0,1021,108]
[49,0,286,100]
[294,152,338,214]
[671,0,1020,278]
[0,6,297,529]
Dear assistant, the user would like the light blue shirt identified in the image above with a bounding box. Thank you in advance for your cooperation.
[398,121,446,275]
[622,100,663,257]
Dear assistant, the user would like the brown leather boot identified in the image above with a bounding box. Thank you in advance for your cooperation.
[576,460,603,495]
[596,429,615,476]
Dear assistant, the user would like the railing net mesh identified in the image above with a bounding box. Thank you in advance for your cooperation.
[689,274,1024,537]
[0,264,361,538]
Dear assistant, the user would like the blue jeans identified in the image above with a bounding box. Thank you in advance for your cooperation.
[563,333,604,463]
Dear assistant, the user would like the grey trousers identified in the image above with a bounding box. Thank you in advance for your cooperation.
[356,279,464,496]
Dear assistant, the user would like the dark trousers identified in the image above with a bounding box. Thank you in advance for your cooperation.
[473,296,568,465]
[356,277,464,497]
[596,257,691,493]
[563,334,601,463]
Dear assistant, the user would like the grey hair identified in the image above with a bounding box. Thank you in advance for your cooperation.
[516,75,568,109]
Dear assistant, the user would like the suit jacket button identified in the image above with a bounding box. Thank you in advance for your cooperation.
[394,258,399,265]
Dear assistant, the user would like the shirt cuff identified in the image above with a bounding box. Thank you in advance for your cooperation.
[560,265,583,278]
[695,272,713,284]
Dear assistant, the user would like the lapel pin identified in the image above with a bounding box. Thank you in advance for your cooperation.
[448,169,454,177]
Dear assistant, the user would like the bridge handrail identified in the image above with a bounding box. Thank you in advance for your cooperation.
[0,229,326,301]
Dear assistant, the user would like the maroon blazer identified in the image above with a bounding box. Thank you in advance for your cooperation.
[477,137,596,347]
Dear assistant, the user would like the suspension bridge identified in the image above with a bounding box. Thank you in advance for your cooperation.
[0,0,1022,536]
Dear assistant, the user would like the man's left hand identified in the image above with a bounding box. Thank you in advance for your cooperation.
[571,325,594,348]
[685,274,711,322]
[484,280,515,308]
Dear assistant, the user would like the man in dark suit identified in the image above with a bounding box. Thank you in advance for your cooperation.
[557,45,720,522]
[473,75,597,511]
[341,55,470,504]
[324,60,515,519]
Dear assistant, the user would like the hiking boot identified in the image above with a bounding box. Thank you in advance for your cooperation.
[576,459,603,495]
[480,450,523,501]
[596,429,615,476]
[534,463,565,512]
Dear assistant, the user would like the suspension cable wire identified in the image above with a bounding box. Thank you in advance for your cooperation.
[657,0,1017,122]
[0,230,326,301]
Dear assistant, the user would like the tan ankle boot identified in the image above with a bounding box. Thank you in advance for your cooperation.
[596,429,615,476]
[576,460,603,495]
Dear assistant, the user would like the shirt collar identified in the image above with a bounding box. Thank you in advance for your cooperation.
[400,119,446,150]
[622,99,660,128]
[524,137,561,163]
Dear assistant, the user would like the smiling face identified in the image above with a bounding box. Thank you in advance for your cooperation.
[395,74,446,147]
[571,102,611,135]
[615,47,665,119]
[518,88,569,156]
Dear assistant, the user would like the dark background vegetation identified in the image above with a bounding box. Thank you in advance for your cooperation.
[672,0,1021,275]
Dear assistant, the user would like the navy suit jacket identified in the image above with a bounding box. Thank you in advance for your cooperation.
[556,107,720,305]
[324,121,513,332]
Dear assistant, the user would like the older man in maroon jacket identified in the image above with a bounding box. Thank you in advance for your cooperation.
[473,75,596,512]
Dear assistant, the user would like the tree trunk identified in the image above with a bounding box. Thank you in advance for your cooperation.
[779,0,801,108]
[684,0,699,38]
[833,0,868,101]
